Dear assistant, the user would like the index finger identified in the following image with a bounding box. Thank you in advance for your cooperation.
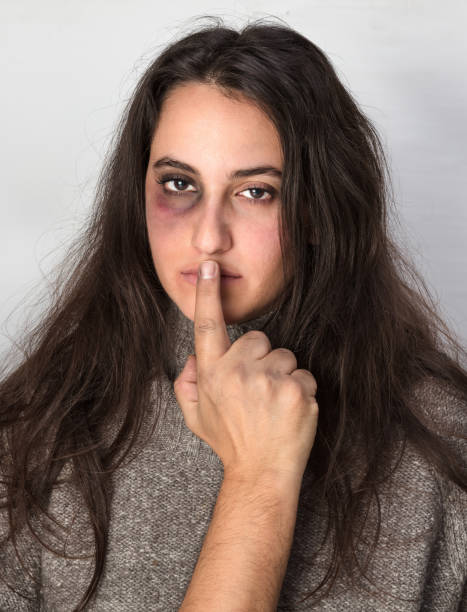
[194,260,231,370]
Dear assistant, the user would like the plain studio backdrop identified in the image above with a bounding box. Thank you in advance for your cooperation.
[1,0,466,361]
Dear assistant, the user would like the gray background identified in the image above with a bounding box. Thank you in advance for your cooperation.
[1,0,466,358]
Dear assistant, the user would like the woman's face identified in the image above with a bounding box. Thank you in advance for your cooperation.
[145,81,287,324]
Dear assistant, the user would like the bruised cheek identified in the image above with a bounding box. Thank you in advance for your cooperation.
[146,189,187,230]
[147,189,195,221]
[145,196,180,249]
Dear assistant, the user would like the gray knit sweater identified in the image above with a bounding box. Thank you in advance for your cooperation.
[1,299,466,611]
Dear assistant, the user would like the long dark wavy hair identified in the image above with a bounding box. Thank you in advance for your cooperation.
[1,16,466,610]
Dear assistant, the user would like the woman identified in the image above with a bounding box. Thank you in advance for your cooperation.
[1,17,466,611]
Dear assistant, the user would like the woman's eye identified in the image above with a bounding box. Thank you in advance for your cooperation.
[239,187,274,202]
[157,176,197,195]
[156,175,275,204]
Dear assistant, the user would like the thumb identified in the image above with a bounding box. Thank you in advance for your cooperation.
[175,353,197,385]
[173,354,199,421]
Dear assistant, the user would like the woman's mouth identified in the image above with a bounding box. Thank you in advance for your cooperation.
[181,272,242,286]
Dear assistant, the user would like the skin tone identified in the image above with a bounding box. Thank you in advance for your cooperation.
[175,258,318,610]
[145,81,319,609]
[144,80,288,324]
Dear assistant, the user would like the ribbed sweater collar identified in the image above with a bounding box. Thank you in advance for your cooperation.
[164,297,277,382]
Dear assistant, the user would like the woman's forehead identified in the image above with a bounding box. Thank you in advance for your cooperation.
[151,82,283,173]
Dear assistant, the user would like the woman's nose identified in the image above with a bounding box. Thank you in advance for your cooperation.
[191,197,233,254]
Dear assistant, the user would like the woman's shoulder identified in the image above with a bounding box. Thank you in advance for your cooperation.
[367,374,467,528]
[395,375,466,541]
[367,376,467,596]
[403,375,467,588]
[408,374,466,427]
[406,374,466,464]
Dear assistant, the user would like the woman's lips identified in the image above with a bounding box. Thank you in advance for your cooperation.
[181,272,241,286]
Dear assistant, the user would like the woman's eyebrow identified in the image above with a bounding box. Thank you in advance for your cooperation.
[152,156,282,179]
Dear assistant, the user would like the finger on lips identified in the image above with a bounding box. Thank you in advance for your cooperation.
[194,260,232,370]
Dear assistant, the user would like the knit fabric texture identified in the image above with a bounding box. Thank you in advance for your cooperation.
[1,298,466,611]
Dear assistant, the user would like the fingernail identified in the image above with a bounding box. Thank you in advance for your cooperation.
[200,261,216,279]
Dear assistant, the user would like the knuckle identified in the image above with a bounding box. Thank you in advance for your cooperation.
[195,317,216,334]
[298,369,318,395]
[242,330,271,349]
[244,330,267,341]
[310,375,318,395]
[275,347,293,356]
[275,347,297,366]
[281,377,303,402]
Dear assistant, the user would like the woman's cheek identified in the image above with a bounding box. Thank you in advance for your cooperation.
[148,192,172,215]
[146,192,179,226]
[146,197,179,246]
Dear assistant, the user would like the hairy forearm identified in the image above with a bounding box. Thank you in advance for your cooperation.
[179,472,302,612]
